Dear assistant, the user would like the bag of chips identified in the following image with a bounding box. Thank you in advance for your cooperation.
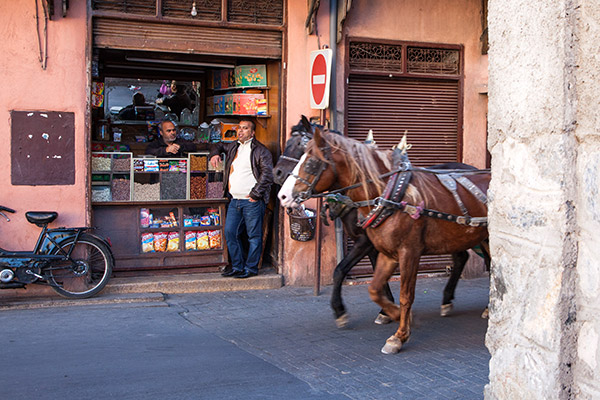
[185,231,197,250]
[141,233,154,253]
[208,230,222,249]
[196,231,210,250]
[167,231,180,252]
[154,231,168,252]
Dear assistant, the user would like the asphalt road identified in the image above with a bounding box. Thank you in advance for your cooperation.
[0,276,490,399]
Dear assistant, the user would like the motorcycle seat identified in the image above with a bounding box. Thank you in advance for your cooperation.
[25,212,58,226]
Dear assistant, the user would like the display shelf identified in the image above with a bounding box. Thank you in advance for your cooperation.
[211,86,270,92]
[91,152,133,202]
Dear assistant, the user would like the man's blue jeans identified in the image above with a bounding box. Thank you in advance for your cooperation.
[224,198,265,274]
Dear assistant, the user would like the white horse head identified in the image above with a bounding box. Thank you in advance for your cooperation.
[277,153,307,208]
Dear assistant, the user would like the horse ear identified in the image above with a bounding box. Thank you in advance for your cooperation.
[301,115,313,133]
[313,126,325,147]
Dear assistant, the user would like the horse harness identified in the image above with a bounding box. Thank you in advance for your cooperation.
[292,138,488,229]
[322,150,488,229]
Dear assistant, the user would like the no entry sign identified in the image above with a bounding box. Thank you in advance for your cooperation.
[309,49,333,109]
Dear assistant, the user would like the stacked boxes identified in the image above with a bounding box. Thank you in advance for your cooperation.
[234,65,267,87]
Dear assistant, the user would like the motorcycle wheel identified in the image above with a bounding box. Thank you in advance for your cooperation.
[48,234,113,299]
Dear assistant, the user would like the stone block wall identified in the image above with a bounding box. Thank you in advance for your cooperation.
[486,1,600,398]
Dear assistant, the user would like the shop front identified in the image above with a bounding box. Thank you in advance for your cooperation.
[89,0,283,275]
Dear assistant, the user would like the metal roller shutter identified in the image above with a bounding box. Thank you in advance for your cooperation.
[93,17,282,59]
[345,74,460,276]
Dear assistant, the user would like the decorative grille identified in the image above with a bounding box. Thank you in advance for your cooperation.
[407,47,460,75]
[92,0,155,14]
[227,0,283,25]
[349,42,403,74]
[162,0,221,21]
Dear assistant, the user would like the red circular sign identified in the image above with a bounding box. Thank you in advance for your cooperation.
[311,54,327,106]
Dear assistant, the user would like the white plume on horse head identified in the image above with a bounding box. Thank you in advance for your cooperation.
[364,129,376,147]
[394,131,412,155]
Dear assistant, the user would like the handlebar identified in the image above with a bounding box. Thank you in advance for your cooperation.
[0,206,15,222]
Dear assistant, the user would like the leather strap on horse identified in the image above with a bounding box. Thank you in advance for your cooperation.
[360,171,412,229]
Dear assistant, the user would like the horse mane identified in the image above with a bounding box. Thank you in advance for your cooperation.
[307,132,391,197]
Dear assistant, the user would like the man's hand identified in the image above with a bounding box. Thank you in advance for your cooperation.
[210,155,222,169]
[166,143,180,154]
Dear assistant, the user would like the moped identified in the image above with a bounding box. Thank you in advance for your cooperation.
[0,206,114,299]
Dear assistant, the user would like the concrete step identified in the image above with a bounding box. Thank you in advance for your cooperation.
[103,270,283,295]
[0,292,167,311]
[0,269,283,308]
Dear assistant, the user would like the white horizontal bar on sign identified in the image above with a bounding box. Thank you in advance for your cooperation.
[313,75,326,84]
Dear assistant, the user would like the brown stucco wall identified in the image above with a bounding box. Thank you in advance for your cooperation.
[283,0,488,286]
[0,2,89,249]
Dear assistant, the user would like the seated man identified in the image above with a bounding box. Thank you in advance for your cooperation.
[145,120,196,157]
[117,92,149,120]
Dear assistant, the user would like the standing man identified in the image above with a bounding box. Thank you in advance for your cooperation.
[146,120,196,157]
[209,119,273,279]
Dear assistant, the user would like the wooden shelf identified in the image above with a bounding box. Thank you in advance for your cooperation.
[211,86,270,92]
[206,114,270,118]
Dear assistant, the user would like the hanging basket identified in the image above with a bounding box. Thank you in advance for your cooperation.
[287,207,317,242]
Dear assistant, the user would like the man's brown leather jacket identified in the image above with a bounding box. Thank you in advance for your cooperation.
[209,139,274,203]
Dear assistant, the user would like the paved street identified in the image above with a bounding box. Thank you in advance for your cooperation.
[0,276,490,399]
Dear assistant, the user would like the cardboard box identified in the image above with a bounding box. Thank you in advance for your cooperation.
[211,70,222,90]
[223,94,234,115]
[213,95,226,115]
[220,123,238,142]
[234,65,267,87]
[206,96,214,115]
[220,69,235,89]
[233,93,265,115]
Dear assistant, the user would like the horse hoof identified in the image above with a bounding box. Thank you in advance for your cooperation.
[481,307,489,319]
[335,314,349,328]
[381,335,403,354]
[440,303,453,317]
[374,313,392,325]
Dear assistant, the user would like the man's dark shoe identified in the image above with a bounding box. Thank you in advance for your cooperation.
[234,271,257,279]
[221,269,243,277]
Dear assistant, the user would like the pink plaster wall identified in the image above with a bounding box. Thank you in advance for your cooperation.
[0,2,89,250]
[283,0,488,285]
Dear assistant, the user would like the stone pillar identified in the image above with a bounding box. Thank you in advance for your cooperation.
[486,1,600,398]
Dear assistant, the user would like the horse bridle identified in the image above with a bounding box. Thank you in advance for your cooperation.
[278,129,313,165]
[291,143,337,203]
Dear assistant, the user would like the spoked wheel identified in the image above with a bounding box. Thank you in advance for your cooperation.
[48,234,113,299]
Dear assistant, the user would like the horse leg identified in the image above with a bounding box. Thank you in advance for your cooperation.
[379,250,421,354]
[440,251,469,317]
[368,254,401,323]
[368,248,394,325]
[330,235,375,328]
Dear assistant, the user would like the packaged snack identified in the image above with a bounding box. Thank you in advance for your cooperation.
[208,230,222,249]
[140,208,150,228]
[208,208,220,225]
[141,233,154,253]
[167,231,180,252]
[144,159,159,172]
[154,231,168,252]
[168,160,180,171]
[196,231,210,250]
[169,212,179,227]
[183,215,193,227]
[185,231,197,250]
[200,215,211,226]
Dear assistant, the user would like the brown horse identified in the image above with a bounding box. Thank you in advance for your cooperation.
[278,127,490,354]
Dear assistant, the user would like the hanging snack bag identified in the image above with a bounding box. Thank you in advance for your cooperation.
[196,231,210,250]
[141,233,154,253]
[185,231,197,250]
[167,231,180,252]
[208,230,222,249]
[154,231,168,252]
